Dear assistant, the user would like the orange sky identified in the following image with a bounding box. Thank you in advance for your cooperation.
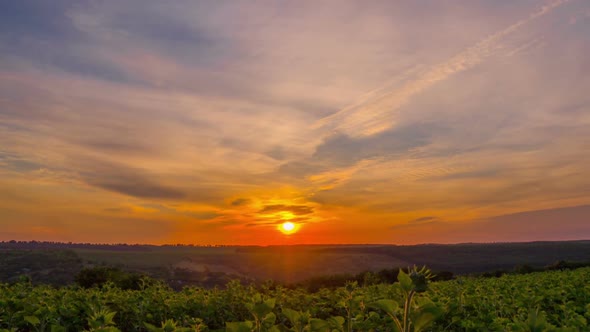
[1,1,590,245]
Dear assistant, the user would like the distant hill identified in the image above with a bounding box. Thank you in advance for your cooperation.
[1,240,590,287]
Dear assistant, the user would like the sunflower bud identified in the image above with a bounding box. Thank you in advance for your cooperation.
[408,266,434,293]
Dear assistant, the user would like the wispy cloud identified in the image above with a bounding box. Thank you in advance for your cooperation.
[258,204,314,216]
[315,0,571,137]
[308,159,379,191]
[1,0,589,244]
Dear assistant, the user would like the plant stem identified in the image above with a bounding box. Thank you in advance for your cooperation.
[403,290,415,332]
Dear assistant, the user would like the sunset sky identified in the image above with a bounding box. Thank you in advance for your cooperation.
[1,0,589,245]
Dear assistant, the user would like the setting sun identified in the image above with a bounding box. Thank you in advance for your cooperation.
[280,222,297,235]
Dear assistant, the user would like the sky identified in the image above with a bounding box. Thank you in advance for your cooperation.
[1,0,589,245]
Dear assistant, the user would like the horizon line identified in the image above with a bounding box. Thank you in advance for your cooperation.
[2,238,589,248]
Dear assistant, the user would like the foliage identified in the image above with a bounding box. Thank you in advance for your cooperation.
[0,249,83,286]
[75,267,152,290]
[0,268,588,331]
[369,266,441,332]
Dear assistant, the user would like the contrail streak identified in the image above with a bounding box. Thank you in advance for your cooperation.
[314,0,571,138]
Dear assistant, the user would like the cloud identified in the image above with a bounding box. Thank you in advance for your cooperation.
[275,121,443,191]
[0,153,43,172]
[312,122,443,167]
[75,158,185,200]
[79,140,157,156]
[411,216,438,223]
[1,0,589,244]
[265,146,287,161]
[390,220,443,231]
[428,169,502,181]
[461,205,590,242]
[258,204,314,216]
[0,1,77,40]
[277,161,326,179]
[308,159,379,191]
[230,198,251,207]
[314,0,571,137]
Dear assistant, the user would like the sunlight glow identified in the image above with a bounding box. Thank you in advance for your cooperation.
[279,211,295,220]
[280,221,297,235]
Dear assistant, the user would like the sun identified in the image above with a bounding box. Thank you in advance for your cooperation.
[282,221,295,232]
[279,221,297,235]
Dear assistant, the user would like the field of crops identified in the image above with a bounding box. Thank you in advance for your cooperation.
[1,267,589,331]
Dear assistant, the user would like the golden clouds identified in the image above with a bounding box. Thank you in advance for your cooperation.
[1,0,590,244]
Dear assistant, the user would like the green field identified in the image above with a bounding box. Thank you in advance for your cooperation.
[1,267,588,331]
